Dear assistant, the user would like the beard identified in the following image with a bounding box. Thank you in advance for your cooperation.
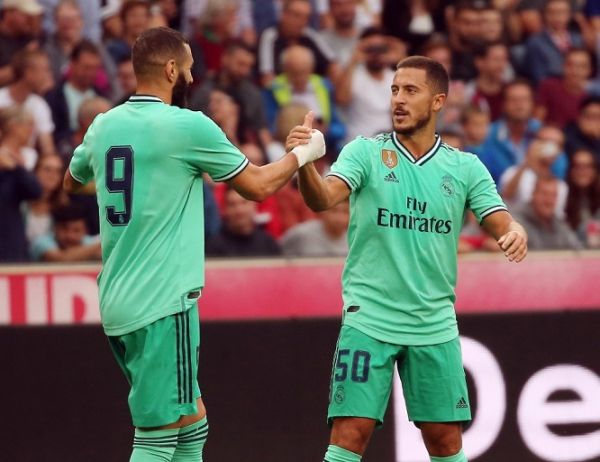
[171,73,191,108]
[393,108,432,136]
[365,60,385,73]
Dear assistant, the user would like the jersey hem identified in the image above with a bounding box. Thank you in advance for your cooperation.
[343,318,459,346]
[479,205,508,223]
[68,164,87,184]
[326,172,355,190]
[212,157,250,182]
[103,304,193,337]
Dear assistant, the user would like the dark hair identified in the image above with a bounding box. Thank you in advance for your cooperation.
[71,39,100,61]
[454,0,487,16]
[359,26,386,41]
[579,95,600,111]
[473,41,507,60]
[52,203,88,225]
[543,0,571,11]
[224,39,255,56]
[396,56,449,95]
[501,78,533,100]
[565,148,600,230]
[132,27,188,79]
[11,49,47,81]
[121,0,150,21]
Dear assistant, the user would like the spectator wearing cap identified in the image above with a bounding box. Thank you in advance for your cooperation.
[564,96,600,163]
[534,48,594,128]
[264,45,345,155]
[189,40,271,147]
[0,107,42,262]
[336,27,396,143]
[100,0,124,41]
[31,203,102,262]
[106,0,151,63]
[258,0,339,87]
[45,40,104,156]
[39,0,102,43]
[0,49,56,157]
[522,0,584,85]
[512,176,583,250]
[0,0,43,86]
[43,0,117,96]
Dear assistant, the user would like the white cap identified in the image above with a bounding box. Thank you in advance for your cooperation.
[100,0,122,21]
[2,0,44,15]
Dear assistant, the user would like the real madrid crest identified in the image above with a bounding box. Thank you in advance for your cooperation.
[440,175,455,197]
[381,149,398,169]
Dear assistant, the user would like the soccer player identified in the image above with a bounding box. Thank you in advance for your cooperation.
[63,27,325,462]
[287,56,528,462]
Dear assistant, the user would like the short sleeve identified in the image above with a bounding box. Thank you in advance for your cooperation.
[34,97,55,134]
[326,137,371,191]
[185,112,249,182]
[69,136,93,185]
[467,156,508,223]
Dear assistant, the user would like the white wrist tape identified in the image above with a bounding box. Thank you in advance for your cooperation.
[292,129,326,167]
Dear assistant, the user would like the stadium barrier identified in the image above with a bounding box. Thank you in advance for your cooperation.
[1,252,599,462]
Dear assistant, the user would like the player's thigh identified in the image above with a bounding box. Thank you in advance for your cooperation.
[328,325,399,426]
[397,337,471,423]
[107,307,202,428]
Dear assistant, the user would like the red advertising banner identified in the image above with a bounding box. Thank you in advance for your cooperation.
[1,252,600,325]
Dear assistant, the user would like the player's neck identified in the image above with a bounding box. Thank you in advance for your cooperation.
[394,125,438,159]
[135,84,172,105]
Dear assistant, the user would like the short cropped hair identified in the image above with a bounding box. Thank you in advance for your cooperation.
[11,49,47,80]
[132,27,188,79]
[396,56,449,95]
[71,39,100,61]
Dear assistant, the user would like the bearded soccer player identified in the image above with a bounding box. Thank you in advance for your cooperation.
[287,56,528,462]
[63,27,325,462]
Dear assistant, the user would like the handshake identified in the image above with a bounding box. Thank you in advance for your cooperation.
[286,111,326,168]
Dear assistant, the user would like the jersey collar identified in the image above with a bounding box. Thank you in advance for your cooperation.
[392,132,441,166]
[128,94,164,104]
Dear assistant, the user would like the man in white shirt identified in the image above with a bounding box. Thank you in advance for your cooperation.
[335,27,396,142]
[0,48,56,157]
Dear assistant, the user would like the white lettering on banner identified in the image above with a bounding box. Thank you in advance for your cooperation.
[26,276,48,324]
[0,278,9,323]
[518,365,600,462]
[394,336,505,461]
[51,276,100,324]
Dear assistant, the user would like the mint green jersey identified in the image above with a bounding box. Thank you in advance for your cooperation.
[69,95,248,336]
[327,132,506,345]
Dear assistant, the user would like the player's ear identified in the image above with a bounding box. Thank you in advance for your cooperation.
[432,93,446,113]
[165,59,177,83]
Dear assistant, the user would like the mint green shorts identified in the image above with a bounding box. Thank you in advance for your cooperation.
[328,325,471,426]
[108,307,201,428]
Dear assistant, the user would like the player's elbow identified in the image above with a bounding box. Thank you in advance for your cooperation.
[237,184,271,202]
[63,175,75,193]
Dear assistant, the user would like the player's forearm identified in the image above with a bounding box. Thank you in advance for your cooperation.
[43,243,102,262]
[235,153,299,201]
[297,163,331,212]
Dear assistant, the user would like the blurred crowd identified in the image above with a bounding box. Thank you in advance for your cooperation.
[1,0,599,263]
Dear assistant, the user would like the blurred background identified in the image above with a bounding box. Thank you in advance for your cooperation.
[0,0,599,461]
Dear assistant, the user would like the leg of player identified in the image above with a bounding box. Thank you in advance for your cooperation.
[420,422,467,462]
[323,417,376,461]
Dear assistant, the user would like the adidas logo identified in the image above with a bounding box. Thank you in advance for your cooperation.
[384,171,399,183]
[456,397,469,409]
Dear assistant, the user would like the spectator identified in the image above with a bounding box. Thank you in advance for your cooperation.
[481,80,544,183]
[40,0,102,44]
[189,40,271,147]
[440,129,464,150]
[258,0,339,87]
[512,176,583,250]
[564,95,600,162]
[381,0,446,54]
[45,40,103,154]
[31,203,102,261]
[336,27,395,142]
[318,0,361,68]
[106,0,151,63]
[43,0,117,96]
[0,0,43,87]
[25,154,69,244]
[280,199,349,256]
[447,0,486,81]
[458,210,503,253]
[0,105,38,170]
[206,186,281,257]
[535,48,593,128]
[522,0,584,85]
[462,105,490,159]
[188,0,243,83]
[564,148,600,245]
[500,125,569,215]
[464,42,511,121]
[113,57,137,104]
[264,45,344,152]
[0,49,56,157]
[207,88,257,147]
[182,0,255,44]
[100,0,123,41]
[516,0,544,37]
[479,4,509,44]
[0,107,42,262]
